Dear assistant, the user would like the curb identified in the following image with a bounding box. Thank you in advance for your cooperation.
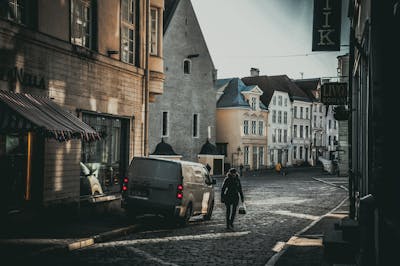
[312,177,349,191]
[265,196,349,266]
[33,224,140,256]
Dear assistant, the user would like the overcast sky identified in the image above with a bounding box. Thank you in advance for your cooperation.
[191,0,350,80]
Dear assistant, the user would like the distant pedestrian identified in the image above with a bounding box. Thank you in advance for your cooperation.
[221,168,244,230]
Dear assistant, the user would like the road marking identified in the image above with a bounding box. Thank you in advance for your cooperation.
[126,246,179,266]
[268,210,319,220]
[96,231,251,247]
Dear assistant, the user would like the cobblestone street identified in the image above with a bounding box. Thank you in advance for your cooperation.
[33,168,348,266]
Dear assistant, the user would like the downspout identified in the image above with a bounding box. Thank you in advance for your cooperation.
[144,0,150,156]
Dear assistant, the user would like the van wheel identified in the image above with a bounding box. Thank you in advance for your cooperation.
[179,204,192,226]
[204,200,214,221]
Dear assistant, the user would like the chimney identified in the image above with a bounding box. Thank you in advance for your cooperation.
[250,67,260,77]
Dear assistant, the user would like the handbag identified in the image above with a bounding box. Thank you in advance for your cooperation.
[238,201,246,214]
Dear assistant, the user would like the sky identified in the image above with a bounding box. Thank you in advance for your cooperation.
[191,0,350,80]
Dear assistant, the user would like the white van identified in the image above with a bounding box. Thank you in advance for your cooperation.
[121,157,216,225]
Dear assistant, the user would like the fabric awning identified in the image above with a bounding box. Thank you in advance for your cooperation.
[0,90,100,141]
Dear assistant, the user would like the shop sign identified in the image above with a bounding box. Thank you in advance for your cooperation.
[312,0,342,51]
[321,82,347,105]
[0,67,46,90]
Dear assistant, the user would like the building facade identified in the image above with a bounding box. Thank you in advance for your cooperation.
[215,78,268,171]
[148,0,217,162]
[0,0,164,213]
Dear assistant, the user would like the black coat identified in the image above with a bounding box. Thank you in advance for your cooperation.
[221,174,244,204]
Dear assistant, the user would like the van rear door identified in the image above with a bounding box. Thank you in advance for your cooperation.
[128,158,181,206]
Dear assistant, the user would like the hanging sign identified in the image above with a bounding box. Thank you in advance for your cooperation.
[312,0,342,51]
[321,82,347,105]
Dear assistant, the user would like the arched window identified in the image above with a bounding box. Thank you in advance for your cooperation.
[183,59,191,74]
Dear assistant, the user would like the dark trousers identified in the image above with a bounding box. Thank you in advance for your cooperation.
[225,199,238,227]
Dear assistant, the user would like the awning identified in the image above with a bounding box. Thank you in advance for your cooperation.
[0,90,100,141]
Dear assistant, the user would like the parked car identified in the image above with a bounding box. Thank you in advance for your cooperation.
[121,157,216,225]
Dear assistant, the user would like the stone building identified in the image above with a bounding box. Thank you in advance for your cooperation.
[148,0,217,162]
[0,0,164,213]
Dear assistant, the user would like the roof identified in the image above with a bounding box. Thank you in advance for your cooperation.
[199,139,219,155]
[151,138,178,155]
[242,75,313,106]
[216,78,267,110]
[293,78,321,101]
[163,0,181,33]
[0,90,100,141]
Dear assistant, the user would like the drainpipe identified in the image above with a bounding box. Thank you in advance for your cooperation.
[144,0,150,157]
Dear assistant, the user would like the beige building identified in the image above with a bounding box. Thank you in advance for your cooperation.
[0,0,164,213]
[215,78,268,171]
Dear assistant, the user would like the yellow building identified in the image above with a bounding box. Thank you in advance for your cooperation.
[215,78,268,171]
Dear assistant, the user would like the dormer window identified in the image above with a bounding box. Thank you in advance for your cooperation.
[183,59,191,74]
[251,97,257,110]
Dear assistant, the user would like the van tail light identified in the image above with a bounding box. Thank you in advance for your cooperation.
[177,184,183,199]
[122,177,128,192]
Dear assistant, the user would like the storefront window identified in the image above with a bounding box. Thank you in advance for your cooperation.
[81,113,129,196]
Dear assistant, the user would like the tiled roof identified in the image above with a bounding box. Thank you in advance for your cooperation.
[242,75,313,107]
[216,78,267,110]
[293,78,321,101]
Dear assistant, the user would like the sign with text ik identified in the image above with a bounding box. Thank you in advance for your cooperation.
[312,0,342,51]
[321,82,347,105]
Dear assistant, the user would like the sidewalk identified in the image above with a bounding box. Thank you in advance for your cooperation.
[0,198,138,262]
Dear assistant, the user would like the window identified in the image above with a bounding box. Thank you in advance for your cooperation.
[284,98,288,107]
[259,147,264,166]
[243,120,249,135]
[329,136,331,146]
[300,107,303,119]
[293,125,297,138]
[273,96,276,105]
[244,146,249,165]
[300,146,303,159]
[320,105,323,113]
[284,129,287,143]
[278,96,282,106]
[183,59,191,74]
[278,129,282,142]
[333,136,337,145]
[258,121,263,136]
[305,126,309,138]
[300,125,303,138]
[314,115,317,127]
[278,111,282,123]
[329,120,332,129]
[284,112,287,124]
[334,121,337,129]
[82,113,129,195]
[251,97,257,110]
[270,150,274,163]
[121,0,136,64]
[319,116,322,127]
[193,114,199,138]
[272,132,276,143]
[293,146,297,159]
[294,106,297,118]
[3,0,25,24]
[162,111,168,137]
[305,108,309,119]
[251,121,256,135]
[272,110,276,123]
[150,7,159,55]
[71,0,91,48]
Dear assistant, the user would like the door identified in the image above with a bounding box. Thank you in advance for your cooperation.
[213,159,223,175]
[252,146,258,170]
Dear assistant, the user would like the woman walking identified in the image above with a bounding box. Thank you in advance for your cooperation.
[221,168,244,230]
